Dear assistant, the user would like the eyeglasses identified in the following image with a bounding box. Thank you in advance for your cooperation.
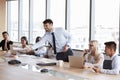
[89,44,94,46]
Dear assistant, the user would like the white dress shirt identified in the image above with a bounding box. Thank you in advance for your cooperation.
[34,46,47,55]
[101,53,120,74]
[32,28,72,53]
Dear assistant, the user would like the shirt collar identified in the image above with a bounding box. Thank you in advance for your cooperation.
[48,28,55,33]
[53,28,55,32]
[111,53,117,60]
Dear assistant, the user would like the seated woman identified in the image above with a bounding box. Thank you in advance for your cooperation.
[83,40,104,68]
[16,36,30,54]
[34,36,47,57]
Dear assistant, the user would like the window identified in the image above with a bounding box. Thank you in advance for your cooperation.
[94,0,119,52]
[50,0,65,28]
[32,0,46,44]
[7,1,18,42]
[6,0,119,52]
[70,0,90,49]
[20,0,29,41]
[7,0,29,42]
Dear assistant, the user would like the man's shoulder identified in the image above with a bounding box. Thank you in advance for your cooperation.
[54,27,66,33]
[113,54,120,61]
[55,27,64,31]
[0,40,5,42]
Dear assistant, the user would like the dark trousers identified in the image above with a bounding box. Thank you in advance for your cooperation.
[56,48,73,62]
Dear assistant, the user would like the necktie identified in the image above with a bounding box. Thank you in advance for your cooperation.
[51,32,57,54]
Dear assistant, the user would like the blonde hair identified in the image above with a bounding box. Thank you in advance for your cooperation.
[88,40,100,63]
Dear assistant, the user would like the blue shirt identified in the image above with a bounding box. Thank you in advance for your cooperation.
[32,28,72,53]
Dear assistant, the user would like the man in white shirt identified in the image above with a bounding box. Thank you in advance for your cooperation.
[93,41,120,75]
[31,19,73,62]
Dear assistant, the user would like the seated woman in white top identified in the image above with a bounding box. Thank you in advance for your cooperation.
[34,36,47,57]
[83,40,104,68]
[17,36,30,54]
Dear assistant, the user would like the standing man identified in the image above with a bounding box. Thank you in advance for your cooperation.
[31,19,73,62]
[0,31,13,51]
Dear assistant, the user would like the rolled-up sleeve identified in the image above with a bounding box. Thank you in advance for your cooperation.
[101,69,119,75]
[32,34,48,50]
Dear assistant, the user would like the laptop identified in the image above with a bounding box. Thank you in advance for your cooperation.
[69,56,84,68]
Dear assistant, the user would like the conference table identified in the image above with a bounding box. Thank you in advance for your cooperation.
[0,51,120,80]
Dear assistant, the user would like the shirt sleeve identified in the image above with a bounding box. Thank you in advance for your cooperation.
[63,29,72,47]
[35,47,47,55]
[100,56,120,75]
[32,34,48,50]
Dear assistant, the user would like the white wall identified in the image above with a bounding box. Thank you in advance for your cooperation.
[0,0,6,40]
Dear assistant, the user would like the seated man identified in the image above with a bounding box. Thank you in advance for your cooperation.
[93,41,120,75]
[0,31,13,51]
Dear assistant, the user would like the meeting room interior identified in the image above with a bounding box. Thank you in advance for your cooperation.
[0,0,120,80]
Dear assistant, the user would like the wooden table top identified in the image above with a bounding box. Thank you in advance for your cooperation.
[0,51,120,80]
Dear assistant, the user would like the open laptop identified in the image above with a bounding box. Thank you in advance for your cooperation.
[69,56,84,68]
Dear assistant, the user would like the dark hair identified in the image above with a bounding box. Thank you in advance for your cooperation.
[35,36,41,43]
[21,36,28,45]
[43,19,53,24]
[104,41,117,51]
[2,31,9,35]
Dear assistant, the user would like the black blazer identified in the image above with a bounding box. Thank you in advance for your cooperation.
[0,40,13,51]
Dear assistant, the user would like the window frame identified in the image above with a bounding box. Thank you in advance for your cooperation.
[6,0,120,53]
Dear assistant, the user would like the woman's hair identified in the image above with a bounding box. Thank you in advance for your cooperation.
[21,36,28,45]
[35,36,41,43]
[88,40,100,62]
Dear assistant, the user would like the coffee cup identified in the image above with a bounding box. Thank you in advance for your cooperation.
[57,60,64,67]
